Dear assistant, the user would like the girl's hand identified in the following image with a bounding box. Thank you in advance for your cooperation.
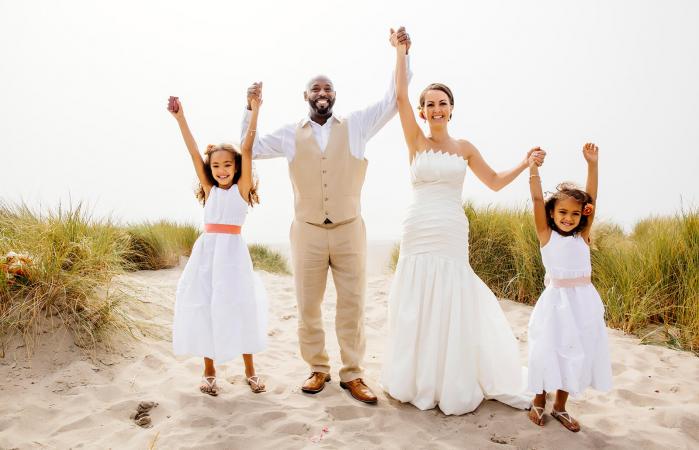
[527,147,546,168]
[250,82,263,112]
[168,96,184,120]
[583,142,599,164]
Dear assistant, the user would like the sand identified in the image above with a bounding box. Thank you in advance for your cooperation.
[1,245,699,449]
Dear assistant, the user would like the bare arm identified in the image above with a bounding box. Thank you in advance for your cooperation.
[390,27,422,161]
[465,141,544,192]
[169,98,213,197]
[581,142,599,242]
[238,85,262,203]
[528,148,551,246]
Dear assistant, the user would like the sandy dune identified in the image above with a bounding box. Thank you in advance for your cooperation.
[2,249,699,449]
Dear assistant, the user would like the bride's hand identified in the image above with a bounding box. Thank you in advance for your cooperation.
[527,147,545,168]
[389,26,411,53]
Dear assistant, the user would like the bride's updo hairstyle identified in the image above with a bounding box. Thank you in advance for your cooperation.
[418,83,455,120]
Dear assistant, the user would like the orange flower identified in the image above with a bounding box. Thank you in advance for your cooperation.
[582,204,594,216]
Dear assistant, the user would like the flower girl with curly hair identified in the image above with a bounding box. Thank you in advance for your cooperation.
[167,89,268,396]
[526,143,613,432]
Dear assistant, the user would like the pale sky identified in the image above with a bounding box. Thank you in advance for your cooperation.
[2,0,698,243]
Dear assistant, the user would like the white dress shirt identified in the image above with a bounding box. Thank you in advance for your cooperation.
[240,56,412,161]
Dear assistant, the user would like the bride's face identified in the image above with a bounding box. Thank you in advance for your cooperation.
[421,90,453,126]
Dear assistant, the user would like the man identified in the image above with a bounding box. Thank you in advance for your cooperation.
[241,27,411,404]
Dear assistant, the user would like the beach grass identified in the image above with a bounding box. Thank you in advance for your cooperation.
[0,201,136,351]
[0,201,289,352]
[249,244,291,275]
[389,203,699,354]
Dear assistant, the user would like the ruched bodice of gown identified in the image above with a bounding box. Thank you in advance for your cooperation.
[402,150,470,261]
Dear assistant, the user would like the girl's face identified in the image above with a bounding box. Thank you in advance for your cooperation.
[421,90,452,126]
[550,197,583,233]
[210,150,236,188]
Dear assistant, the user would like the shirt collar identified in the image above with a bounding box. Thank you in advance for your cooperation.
[301,114,341,128]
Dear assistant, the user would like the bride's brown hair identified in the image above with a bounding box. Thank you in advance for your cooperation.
[195,143,260,206]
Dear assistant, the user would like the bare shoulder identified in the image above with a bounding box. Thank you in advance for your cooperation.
[457,139,478,158]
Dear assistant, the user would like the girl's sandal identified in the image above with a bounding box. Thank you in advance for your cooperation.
[200,376,219,396]
[247,375,266,393]
[528,404,546,426]
[551,409,580,432]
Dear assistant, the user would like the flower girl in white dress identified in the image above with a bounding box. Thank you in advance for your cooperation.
[168,90,268,396]
[526,143,612,432]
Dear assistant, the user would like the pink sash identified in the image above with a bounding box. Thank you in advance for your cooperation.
[204,224,242,234]
[544,275,592,288]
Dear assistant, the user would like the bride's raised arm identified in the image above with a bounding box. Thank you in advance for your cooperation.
[391,27,422,161]
[464,142,545,192]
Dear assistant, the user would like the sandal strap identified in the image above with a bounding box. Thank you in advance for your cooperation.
[552,410,574,423]
[201,376,218,388]
[530,405,545,419]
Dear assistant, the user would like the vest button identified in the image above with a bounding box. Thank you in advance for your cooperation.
[322,170,327,173]
[324,184,327,187]
[324,197,328,201]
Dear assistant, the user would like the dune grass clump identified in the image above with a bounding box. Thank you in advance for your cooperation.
[389,203,699,354]
[594,210,699,352]
[0,202,136,349]
[124,221,200,270]
[248,244,291,275]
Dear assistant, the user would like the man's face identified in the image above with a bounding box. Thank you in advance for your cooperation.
[304,76,336,116]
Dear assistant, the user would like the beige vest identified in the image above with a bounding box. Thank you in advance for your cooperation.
[289,118,368,224]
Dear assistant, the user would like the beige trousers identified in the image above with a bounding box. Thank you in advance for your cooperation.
[290,216,366,382]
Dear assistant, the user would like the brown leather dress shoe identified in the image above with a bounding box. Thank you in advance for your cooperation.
[339,378,377,404]
[301,372,331,393]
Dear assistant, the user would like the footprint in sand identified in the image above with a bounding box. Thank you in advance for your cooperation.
[130,401,158,428]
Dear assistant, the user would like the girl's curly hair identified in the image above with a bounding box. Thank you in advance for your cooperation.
[195,143,260,206]
[544,182,594,236]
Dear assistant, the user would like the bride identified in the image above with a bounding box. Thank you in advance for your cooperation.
[381,28,545,415]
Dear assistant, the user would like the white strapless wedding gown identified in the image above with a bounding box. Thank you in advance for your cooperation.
[381,150,530,415]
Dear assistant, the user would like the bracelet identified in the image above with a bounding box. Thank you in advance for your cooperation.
[247,129,256,133]
[529,175,541,181]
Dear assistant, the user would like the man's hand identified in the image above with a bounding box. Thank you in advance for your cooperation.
[389,26,411,54]
[250,82,263,112]
[247,82,262,110]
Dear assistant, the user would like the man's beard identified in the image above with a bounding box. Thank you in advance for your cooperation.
[309,97,334,116]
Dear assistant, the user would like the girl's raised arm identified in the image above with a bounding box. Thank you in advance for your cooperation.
[238,83,261,204]
[169,98,213,196]
[528,148,551,246]
[581,142,599,242]
[390,27,423,162]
